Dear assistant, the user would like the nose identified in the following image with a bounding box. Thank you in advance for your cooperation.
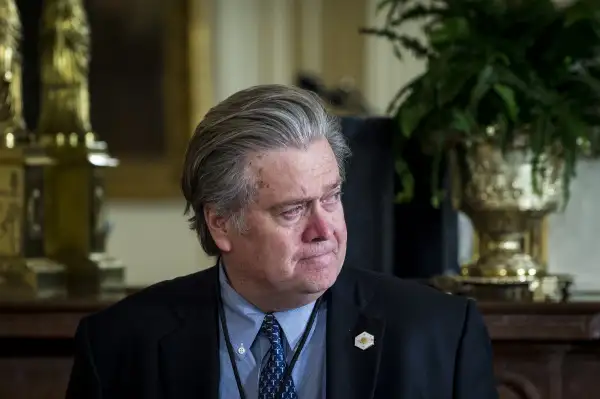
[301,206,332,243]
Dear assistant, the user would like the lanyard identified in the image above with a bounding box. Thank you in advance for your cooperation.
[216,278,323,399]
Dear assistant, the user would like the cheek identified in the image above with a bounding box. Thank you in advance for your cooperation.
[337,222,347,240]
[257,227,298,261]
[262,231,301,280]
[332,208,347,240]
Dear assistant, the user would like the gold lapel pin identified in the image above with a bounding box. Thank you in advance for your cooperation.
[354,331,375,350]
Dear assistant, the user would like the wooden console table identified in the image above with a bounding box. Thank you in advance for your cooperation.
[0,293,126,399]
[1,294,600,399]
[483,301,600,398]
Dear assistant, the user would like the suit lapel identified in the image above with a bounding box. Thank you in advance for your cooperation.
[326,268,386,399]
[159,266,220,399]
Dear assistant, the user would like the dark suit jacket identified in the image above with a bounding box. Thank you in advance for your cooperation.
[66,265,498,399]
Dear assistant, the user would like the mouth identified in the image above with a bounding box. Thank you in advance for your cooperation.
[301,250,335,261]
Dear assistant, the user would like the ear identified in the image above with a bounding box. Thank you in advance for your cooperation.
[204,205,233,252]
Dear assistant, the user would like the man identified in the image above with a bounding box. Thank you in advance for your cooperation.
[66,85,498,399]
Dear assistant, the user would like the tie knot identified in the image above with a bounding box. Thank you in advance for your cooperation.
[260,313,282,344]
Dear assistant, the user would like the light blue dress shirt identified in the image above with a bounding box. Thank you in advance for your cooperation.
[218,265,327,398]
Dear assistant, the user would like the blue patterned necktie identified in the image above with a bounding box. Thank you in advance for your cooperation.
[258,313,298,399]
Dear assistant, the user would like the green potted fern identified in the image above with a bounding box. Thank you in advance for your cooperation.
[362,0,600,291]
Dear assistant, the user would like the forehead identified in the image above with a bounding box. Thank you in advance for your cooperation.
[248,139,340,203]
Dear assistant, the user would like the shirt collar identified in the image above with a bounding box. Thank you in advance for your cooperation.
[218,262,317,350]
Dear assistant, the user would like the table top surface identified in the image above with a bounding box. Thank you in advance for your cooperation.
[1,289,600,340]
[1,288,599,314]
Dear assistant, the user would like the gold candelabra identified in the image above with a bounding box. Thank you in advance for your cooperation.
[0,0,124,296]
[0,0,25,141]
[0,0,65,296]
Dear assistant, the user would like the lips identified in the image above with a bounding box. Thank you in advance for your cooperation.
[304,252,330,259]
[300,249,335,261]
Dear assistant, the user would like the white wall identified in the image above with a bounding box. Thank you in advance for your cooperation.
[548,161,600,290]
[106,201,210,286]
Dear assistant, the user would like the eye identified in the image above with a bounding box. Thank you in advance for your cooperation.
[281,205,304,220]
[322,190,342,205]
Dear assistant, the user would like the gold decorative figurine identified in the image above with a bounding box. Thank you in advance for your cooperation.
[0,0,24,140]
[0,0,66,296]
[38,0,123,294]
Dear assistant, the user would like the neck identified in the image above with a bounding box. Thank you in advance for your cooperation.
[221,264,321,313]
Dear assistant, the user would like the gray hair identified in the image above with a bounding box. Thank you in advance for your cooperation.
[181,84,351,256]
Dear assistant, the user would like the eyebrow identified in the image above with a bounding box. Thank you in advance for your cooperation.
[270,179,342,210]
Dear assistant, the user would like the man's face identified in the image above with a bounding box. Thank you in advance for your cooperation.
[218,138,347,299]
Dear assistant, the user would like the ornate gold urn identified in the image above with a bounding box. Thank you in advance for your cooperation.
[455,137,572,301]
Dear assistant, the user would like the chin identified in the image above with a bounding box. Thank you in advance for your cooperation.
[296,254,342,293]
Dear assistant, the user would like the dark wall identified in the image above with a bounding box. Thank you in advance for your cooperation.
[341,117,396,274]
[341,116,459,278]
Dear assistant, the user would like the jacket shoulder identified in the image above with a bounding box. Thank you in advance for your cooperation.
[82,266,217,339]
[340,267,478,353]
[341,266,472,320]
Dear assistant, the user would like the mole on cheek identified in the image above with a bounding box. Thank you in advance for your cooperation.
[258,180,270,189]
[256,168,270,189]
